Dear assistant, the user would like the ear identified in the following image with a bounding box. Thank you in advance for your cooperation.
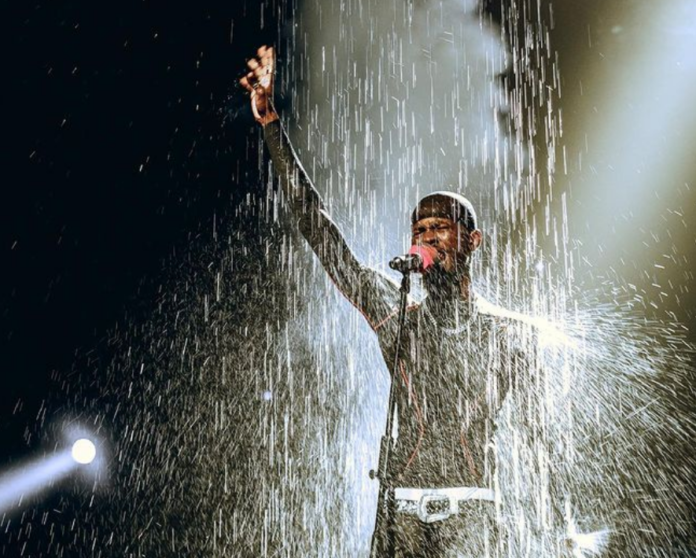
[469,229,482,251]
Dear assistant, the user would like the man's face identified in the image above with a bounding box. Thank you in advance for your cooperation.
[411,217,482,274]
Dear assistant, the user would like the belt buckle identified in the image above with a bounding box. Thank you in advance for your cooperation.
[417,493,456,523]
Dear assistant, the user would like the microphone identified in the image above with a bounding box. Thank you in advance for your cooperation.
[389,254,423,273]
[389,245,438,274]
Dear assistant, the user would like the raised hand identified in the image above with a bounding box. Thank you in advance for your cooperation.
[239,45,279,126]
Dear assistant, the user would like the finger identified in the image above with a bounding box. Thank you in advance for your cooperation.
[261,48,274,66]
[253,65,269,78]
[257,45,268,57]
[239,76,254,93]
[243,71,259,90]
[255,60,273,79]
[246,58,260,71]
[260,57,273,73]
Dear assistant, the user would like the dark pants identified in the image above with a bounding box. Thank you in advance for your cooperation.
[381,500,502,558]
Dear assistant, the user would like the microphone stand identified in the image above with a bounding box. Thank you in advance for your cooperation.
[369,269,411,557]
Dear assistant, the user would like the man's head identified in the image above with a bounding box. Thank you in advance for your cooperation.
[411,192,482,279]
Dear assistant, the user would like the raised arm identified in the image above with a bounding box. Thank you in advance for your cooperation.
[239,46,399,329]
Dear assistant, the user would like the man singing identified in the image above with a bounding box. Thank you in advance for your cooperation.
[240,45,564,558]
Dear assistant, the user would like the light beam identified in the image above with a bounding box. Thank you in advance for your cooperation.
[0,437,100,515]
[0,452,75,514]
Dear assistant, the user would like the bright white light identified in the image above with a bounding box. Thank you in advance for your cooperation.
[566,502,611,557]
[0,453,75,514]
[578,0,696,258]
[71,439,96,465]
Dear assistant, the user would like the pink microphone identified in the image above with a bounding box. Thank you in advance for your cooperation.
[389,245,439,273]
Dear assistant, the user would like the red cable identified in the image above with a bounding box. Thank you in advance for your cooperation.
[399,360,425,472]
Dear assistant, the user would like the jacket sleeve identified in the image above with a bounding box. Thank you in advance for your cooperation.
[263,120,400,330]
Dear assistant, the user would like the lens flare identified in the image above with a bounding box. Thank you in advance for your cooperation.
[71,439,96,465]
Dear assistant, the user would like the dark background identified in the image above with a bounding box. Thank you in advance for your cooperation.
[2,0,281,463]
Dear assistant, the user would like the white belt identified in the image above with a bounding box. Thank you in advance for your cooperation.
[394,486,495,523]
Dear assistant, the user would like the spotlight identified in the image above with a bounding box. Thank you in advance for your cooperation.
[0,428,106,515]
[71,439,96,465]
